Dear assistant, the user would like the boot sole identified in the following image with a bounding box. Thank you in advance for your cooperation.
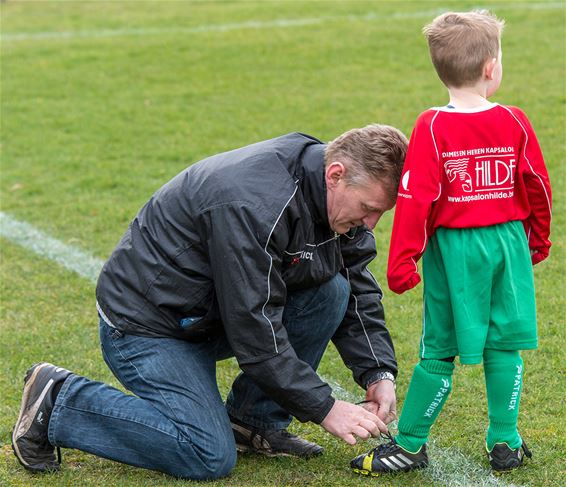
[352,467,381,477]
[351,463,428,476]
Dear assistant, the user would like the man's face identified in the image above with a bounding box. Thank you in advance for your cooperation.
[325,162,395,235]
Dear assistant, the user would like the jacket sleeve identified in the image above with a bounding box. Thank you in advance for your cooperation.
[205,200,334,424]
[511,107,552,264]
[387,113,441,294]
[332,228,397,389]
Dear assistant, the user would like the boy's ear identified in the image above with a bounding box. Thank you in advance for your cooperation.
[484,57,498,80]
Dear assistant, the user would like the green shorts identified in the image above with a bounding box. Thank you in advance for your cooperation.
[421,220,537,364]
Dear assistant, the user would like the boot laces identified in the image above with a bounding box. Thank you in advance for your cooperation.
[372,432,399,456]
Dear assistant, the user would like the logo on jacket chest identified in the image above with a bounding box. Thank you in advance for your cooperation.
[285,248,315,265]
[293,250,314,264]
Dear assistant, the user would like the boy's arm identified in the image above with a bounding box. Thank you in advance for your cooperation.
[387,113,440,294]
[511,107,552,264]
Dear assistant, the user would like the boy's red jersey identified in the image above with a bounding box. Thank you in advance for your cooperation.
[387,103,552,294]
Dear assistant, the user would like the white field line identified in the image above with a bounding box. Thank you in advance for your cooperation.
[2,3,564,43]
[0,212,103,283]
[0,210,520,487]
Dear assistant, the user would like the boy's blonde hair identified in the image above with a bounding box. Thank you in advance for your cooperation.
[423,10,504,88]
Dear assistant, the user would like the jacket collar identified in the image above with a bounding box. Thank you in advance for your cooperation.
[298,143,329,227]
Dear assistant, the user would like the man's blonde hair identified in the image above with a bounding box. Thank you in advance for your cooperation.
[325,124,408,197]
[423,10,504,88]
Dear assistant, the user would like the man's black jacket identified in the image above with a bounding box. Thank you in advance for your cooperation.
[96,133,397,424]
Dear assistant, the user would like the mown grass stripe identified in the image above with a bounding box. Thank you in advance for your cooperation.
[0,210,519,486]
[2,3,563,42]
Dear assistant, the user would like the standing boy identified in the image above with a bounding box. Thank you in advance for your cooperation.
[351,10,551,475]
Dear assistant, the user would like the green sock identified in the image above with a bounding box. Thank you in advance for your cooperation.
[484,349,523,451]
[396,359,455,452]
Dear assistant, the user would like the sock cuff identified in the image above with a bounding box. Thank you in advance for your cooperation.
[420,359,455,375]
[398,421,433,438]
[395,433,426,453]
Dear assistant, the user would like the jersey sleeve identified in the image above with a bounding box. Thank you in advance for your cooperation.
[510,107,552,264]
[387,112,441,293]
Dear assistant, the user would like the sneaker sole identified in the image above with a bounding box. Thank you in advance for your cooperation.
[236,442,323,459]
[12,363,58,472]
[235,442,294,458]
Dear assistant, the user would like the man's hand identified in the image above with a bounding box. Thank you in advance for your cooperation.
[363,379,397,424]
[320,399,388,445]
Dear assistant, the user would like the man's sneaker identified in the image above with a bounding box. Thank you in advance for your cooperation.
[487,440,532,472]
[12,362,72,472]
[350,434,428,476]
[230,417,323,458]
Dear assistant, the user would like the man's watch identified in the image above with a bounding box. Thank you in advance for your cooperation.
[366,371,396,389]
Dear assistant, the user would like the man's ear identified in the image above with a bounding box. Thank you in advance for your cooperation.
[325,162,346,189]
[484,57,497,80]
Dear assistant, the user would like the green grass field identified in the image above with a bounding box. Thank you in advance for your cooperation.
[1,1,564,486]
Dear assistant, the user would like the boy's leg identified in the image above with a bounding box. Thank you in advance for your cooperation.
[350,358,453,475]
[483,349,523,450]
[395,358,455,452]
[17,319,237,480]
[395,230,456,452]
[352,233,460,476]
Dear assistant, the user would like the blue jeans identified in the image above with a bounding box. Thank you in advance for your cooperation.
[48,274,349,480]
